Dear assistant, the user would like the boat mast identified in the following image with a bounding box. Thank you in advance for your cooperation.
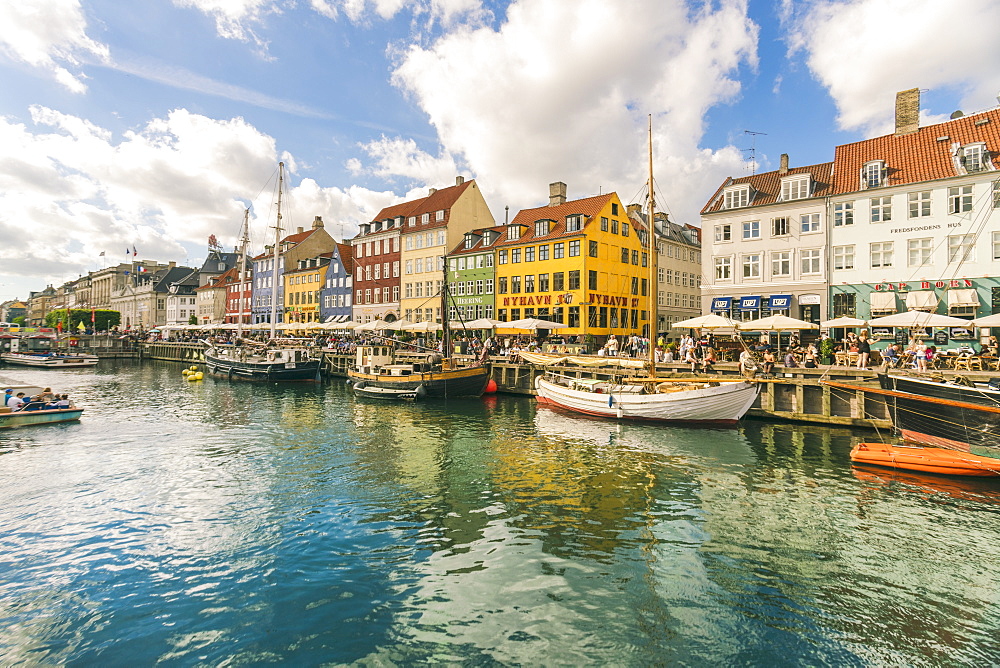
[268,162,284,340]
[237,207,250,339]
[441,252,450,356]
[647,115,657,378]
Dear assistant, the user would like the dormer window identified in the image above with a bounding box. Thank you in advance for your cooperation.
[723,186,750,209]
[507,225,522,240]
[959,143,989,174]
[862,160,886,189]
[436,209,446,221]
[482,230,495,245]
[421,213,430,224]
[780,175,811,200]
[534,219,552,236]
[463,234,474,249]
[397,216,405,227]
[565,214,583,232]
[407,216,416,227]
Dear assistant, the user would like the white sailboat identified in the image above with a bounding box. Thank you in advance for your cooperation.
[204,163,321,382]
[534,118,758,423]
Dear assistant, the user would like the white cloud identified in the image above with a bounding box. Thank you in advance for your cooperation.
[787,0,1000,135]
[0,0,108,92]
[172,0,278,48]
[358,136,458,185]
[387,0,758,224]
[0,107,386,299]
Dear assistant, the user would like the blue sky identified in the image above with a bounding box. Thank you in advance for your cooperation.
[1,0,998,303]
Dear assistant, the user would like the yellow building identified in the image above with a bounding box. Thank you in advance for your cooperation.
[495,183,651,344]
[283,255,328,323]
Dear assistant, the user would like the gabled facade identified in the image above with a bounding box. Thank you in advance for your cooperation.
[446,225,503,323]
[495,182,651,342]
[829,89,1000,331]
[251,215,334,324]
[352,211,402,323]
[700,156,834,324]
[220,265,253,324]
[320,242,354,324]
[196,272,229,324]
[284,253,329,324]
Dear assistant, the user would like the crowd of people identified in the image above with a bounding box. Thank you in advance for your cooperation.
[3,387,73,412]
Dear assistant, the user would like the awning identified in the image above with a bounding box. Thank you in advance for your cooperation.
[768,294,791,310]
[739,296,761,311]
[324,314,352,323]
[905,290,938,311]
[711,297,732,311]
[947,289,979,307]
[869,291,897,312]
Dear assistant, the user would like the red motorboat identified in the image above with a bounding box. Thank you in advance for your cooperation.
[851,442,1000,477]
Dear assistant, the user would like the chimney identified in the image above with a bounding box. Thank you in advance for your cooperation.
[296,226,304,234]
[549,181,567,207]
[455,175,465,186]
[429,187,437,195]
[627,203,642,218]
[779,153,789,174]
[894,88,920,136]
[312,215,324,229]
[168,261,176,268]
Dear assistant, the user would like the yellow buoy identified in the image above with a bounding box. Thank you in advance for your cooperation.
[187,373,198,381]
[194,372,204,380]
[190,365,198,371]
[181,369,191,376]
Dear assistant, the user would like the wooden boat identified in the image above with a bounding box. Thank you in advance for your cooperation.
[530,118,758,424]
[0,406,84,428]
[1,351,99,368]
[850,442,999,477]
[203,163,320,383]
[348,345,490,399]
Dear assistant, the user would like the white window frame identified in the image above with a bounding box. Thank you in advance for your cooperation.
[714,256,732,280]
[948,185,973,214]
[993,231,1000,260]
[715,224,732,242]
[862,160,885,189]
[723,186,750,209]
[742,254,760,279]
[800,213,821,233]
[832,245,854,271]
[870,196,892,223]
[781,175,810,201]
[961,143,987,174]
[908,191,931,218]
[742,220,760,240]
[948,234,975,263]
[771,217,789,237]
[800,249,821,275]
[833,202,854,227]
[771,251,791,277]
[870,241,893,268]
[907,238,933,267]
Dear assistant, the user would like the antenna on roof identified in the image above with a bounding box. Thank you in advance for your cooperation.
[743,130,767,175]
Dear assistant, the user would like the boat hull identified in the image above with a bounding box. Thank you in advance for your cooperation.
[851,442,999,477]
[877,373,1000,460]
[534,376,759,423]
[348,365,490,398]
[0,408,84,428]
[204,351,320,382]
[1,353,98,368]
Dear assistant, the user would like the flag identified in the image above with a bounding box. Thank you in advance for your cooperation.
[133,246,138,257]
[126,248,130,256]
[91,307,96,324]
[138,265,145,272]
[99,251,105,257]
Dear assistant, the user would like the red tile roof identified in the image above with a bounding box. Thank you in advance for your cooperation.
[363,179,477,237]
[831,108,1000,194]
[448,225,508,256]
[701,162,834,215]
[497,193,616,246]
[335,243,354,274]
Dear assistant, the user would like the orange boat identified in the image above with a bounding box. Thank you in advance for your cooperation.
[851,442,1000,477]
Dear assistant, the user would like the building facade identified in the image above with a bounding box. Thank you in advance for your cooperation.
[319,242,354,324]
[446,226,503,323]
[284,254,329,324]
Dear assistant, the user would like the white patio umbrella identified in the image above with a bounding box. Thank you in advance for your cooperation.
[335,321,363,330]
[355,318,396,331]
[275,321,304,331]
[867,310,970,328]
[820,316,868,328]
[400,321,443,332]
[673,314,738,329]
[736,314,819,331]
[462,317,508,329]
[972,313,1000,327]
[503,317,569,330]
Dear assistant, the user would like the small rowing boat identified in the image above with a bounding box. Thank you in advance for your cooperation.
[850,442,1000,477]
[0,406,84,429]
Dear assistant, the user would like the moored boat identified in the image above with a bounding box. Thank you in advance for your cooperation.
[850,442,999,477]
[1,351,99,368]
[0,406,84,428]
[348,345,490,399]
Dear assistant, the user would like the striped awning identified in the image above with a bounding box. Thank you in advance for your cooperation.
[324,314,352,323]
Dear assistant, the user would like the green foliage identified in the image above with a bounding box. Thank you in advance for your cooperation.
[12,316,25,325]
[44,308,120,331]
[189,314,198,325]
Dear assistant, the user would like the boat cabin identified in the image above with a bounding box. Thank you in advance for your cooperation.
[9,335,54,354]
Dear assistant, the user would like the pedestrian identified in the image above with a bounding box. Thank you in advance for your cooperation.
[856,330,872,369]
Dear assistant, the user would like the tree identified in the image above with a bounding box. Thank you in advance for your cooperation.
[44,309,120,332]
[188,314,198,325]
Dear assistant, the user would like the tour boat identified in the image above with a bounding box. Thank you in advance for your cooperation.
[1,351,99,368]
[0,406,84,428]
[203,163,321,383]
[531,118,758,424]
[348,346,490,400]
[850,442,999,477]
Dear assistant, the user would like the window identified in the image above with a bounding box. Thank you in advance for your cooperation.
[553,272,564,291]
[621,248,629,263]
[715,256,732,280]
[588,240,598,257]
[525,275,535,293]
[994,181,1000,209]
[781,176,810,200]
[553,243,565,259]
[870,242,893,268]
[568,270,580,289]
[833,292,856,318]
[862,160,885,189]
[485,279,494,294]
[961,143,987,173]
[510,276,521,293]
[994,231,1000,260]
[568,240,580,256]
[498,277,507,293]
[611,219,619,234]
[742,221,760,239]
[538,245,548,261]
[525,246,535,262]
[801,249,821,274]
[771,251,791,277]
[588,270,598,290]
[724,186,749,209]
[832,245,855,270]
[408,216,416,227]
[566,215,583,232]
[631,250,639,265]
[507,225,521,240]
[622,223,629,237]
[907,238,933,267]
[436,209,445,221]
[948,234,975,263]
[908,191,931,218]
[871,196,892,223]
[800,213,820,233]
[421,213,429,224]
[948,185,973,214]
[498,249,507,264]
[535,220,550,236]
[742,254,760,279]
[715,224,732,242]
[538,273,549,292]
[600,217,608,231]
[771,217,789,236]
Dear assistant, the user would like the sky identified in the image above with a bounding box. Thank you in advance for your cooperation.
[1,0,999,303]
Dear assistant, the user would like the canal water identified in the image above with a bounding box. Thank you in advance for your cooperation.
[1,361,998,666]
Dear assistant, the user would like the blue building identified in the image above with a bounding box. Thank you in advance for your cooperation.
[320,242,354,324]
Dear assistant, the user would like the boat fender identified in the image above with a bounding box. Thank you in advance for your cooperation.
[415,384,427,399]
[484,379,498,394]
[608,395,615,407]
[426,354,442,365]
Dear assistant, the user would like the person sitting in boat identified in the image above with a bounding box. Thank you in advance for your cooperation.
[20,396,47,411]
[3,389,11,406]
[48,394,71,409]
[7,391,25,410]
[37,387,57,403]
